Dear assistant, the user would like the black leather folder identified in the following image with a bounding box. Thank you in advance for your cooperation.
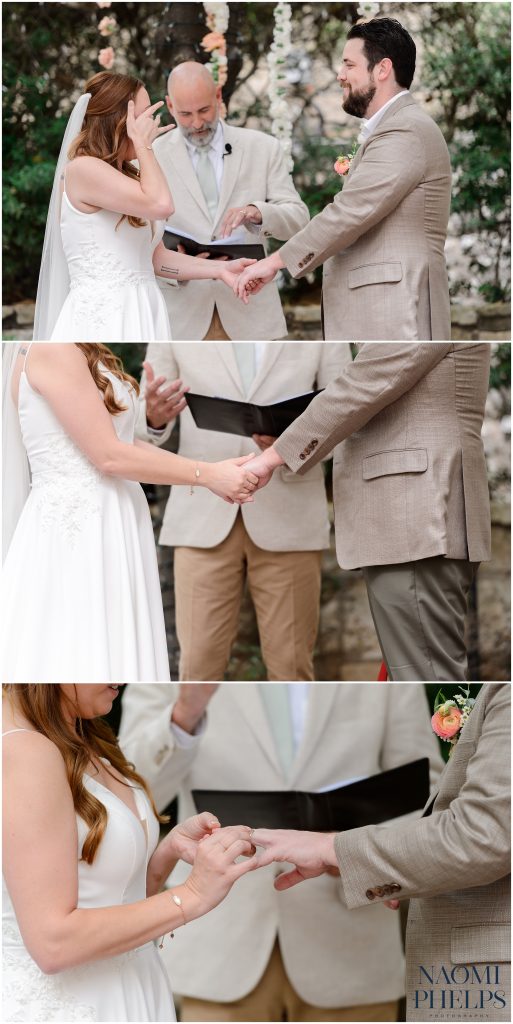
[185,390,323,438]
[192,758,429,831]
[163,228,265,261]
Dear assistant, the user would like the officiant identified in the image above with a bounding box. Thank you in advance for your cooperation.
[152,61,309,340]
[119,682,444,1023]
[137,342,350,681]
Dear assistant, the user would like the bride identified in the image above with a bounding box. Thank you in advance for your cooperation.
[2,683,258,1023]
[1,342,257,682]
[34,71,254,341]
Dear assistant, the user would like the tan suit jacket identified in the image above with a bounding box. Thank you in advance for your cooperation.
[119,682,443,1006]
[274,343,492,569]
[335,684,511,1021]
[153,123,309,339]
[280,95,451,340]
[136,342,351,551]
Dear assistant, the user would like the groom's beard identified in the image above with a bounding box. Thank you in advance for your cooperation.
[342,82,376,118]
[180,116,219,148]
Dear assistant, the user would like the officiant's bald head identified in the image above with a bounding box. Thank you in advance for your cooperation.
[166,62,222,147]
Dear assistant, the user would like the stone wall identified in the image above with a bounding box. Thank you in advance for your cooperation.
[284,300,511,341]
[2,299,510,341]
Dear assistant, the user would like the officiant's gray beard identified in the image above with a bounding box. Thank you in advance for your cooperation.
[342,83,376,119]
[180,115,220,148]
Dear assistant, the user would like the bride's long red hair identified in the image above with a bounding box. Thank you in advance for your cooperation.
[68,71,146,229]
[3,685,169,865]
[76,343,139,416]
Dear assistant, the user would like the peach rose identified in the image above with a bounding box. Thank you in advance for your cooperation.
[201,32,227,55]
[98,47,115,70]
[98,16,116,36]
[431,706,462,740]
[334,157,351,176]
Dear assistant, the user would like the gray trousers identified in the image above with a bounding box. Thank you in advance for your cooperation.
[363,557,479,682]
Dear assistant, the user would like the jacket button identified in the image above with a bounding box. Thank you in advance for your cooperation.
[311,439,318,447]
[299,453,306,460]
[383,885,393,896]
[374,886,385,897]
[365,889,375,900]
[389,883,402,893]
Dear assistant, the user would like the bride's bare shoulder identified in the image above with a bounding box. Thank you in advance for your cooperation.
[28,342,88,371]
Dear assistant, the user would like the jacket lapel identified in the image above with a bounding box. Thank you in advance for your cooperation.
[214,342,245,394]
[166,133,212,225]
[246,344,284,402]
[229,686,284,777]
[288,685,340,787]
[347,93,417,179]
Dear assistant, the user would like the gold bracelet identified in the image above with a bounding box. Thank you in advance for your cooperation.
[190,465,200,495]
[159,889,186,948]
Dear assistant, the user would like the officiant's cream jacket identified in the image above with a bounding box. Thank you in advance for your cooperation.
[275,343,492,569]
[119,683,443,1007]
[153,123,309,339]
[336,684,511,1022]
[136,342,351,551]
[280,94,452,340]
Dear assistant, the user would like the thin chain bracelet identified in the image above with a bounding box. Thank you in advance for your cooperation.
[159,890,186,949]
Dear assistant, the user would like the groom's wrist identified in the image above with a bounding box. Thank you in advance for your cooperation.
[321,833,338,870]
[265,446,285,471]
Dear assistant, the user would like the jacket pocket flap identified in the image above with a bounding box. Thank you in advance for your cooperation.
[348,262,403,289]
[451,924,511,964]
[363,448,428,480]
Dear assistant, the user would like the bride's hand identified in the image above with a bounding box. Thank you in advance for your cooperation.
[180,826,258,920]
[203,454,259,504]
[168,812,221,865]
[218,258,257,289]
[126,99,174,152]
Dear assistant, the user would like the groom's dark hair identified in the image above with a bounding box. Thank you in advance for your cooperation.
[347,18,416,89]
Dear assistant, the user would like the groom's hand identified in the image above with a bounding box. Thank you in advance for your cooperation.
[144,360,189,429]
[252,829,338,889]
[248,445,285,490]
[234,251,285,304]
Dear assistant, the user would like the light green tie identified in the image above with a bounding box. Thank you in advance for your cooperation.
[232,343,256,396]
[196,146,218,222]
[259,684,295,776]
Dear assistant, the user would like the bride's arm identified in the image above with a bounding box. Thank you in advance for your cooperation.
[3,732,256,973]
[152,241,256,285]
[66,153,173,221]
[25,345,256,501]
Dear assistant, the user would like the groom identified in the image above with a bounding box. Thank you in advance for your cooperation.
[251,683,511,1022]
[236,18,452,341]
[249,343,492,682]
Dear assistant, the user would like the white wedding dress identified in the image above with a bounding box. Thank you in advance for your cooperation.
[1,351,170,681]
[2,735,176,1023]
[50,191,171,341]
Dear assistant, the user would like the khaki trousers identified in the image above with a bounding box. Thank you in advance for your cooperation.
[174,513,322,680]
[203,306,231,340]
[363,556,479,681]
[180,940,399,1022]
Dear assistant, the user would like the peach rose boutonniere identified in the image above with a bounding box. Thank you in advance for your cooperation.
[431,686,476,756]
[334,139,360,179]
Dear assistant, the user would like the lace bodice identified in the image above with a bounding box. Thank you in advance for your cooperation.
[17,365,136,542]
[61,191,164,287]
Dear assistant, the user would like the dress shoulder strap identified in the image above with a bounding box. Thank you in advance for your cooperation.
[22,343,33,371]
[2,728,35,737]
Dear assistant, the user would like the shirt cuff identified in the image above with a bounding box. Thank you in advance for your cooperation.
[147,423,167,437]
[169,712,207,748]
